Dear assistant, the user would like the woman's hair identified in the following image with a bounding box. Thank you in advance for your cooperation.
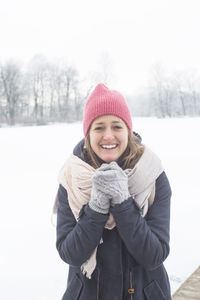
[83,130,144,170]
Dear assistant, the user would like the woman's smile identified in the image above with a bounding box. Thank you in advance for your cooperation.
[100,144,118,149]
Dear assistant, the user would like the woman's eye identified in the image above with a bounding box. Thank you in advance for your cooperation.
[94,127,103,131]
[114,126,122,129]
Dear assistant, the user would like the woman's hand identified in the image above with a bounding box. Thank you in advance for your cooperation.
[89,170,111,214]
[92,162,130,207]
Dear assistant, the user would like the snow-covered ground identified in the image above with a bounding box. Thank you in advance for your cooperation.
[0,117,200,299]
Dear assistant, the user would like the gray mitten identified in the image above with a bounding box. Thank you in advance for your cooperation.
[95,162,130,206]
[89,170,111,214]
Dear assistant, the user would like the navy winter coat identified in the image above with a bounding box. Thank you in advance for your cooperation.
[56,140,172,300]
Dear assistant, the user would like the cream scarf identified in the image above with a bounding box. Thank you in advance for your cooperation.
[58,146,164,278]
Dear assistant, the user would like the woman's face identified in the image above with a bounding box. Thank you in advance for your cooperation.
[89,115,129,163]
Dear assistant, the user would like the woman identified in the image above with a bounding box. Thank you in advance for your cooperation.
[55,83,172,300]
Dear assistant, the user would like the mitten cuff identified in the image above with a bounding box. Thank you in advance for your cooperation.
[89,201,109,214]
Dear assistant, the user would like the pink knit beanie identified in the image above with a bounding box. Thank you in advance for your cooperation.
[83,83,132,136]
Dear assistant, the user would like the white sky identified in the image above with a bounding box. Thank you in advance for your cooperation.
[1,0,200,93]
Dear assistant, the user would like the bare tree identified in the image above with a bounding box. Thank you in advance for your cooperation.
[46,61,79,121]
[0,60,23,125]
[72,79,95,120]
[60,65,78,119]
[89,52,115,88]
[186,72,200,115]
[150,63,178,117]
[27,55,50,123]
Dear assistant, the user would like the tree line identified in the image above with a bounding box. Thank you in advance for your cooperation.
[0,55,97,126]
[128,63,200,118]
[0,57,200,126]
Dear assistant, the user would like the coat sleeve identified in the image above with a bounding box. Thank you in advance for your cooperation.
[110,171,172,270]
[56,184,109,266]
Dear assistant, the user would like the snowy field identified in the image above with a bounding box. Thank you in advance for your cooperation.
[0,117,200,299]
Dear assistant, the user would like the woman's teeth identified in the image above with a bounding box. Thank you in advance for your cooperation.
[101,144,117,149]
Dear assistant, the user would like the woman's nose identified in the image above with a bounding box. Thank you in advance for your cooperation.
[103,128,114,140]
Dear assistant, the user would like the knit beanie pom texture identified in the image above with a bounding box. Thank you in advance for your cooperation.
[83,83,132,136]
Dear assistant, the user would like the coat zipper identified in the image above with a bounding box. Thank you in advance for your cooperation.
[96,268,100,300]
[128,271,135,300]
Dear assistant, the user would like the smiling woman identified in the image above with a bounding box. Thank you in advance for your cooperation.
[89,115,128,163]
[55,83,172,300]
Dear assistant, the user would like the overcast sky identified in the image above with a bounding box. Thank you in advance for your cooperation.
[1,0,200,93]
